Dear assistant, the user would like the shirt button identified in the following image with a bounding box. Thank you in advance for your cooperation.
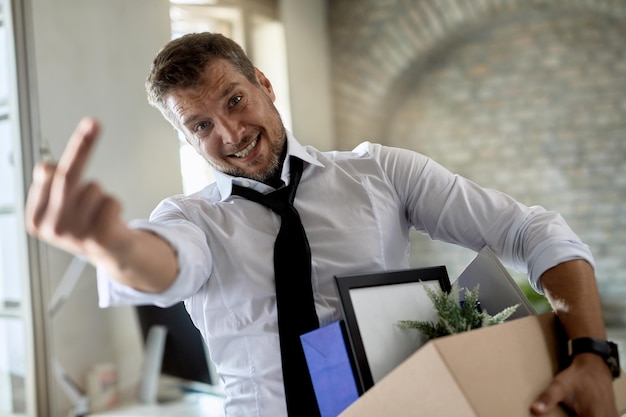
[241,180,251,188]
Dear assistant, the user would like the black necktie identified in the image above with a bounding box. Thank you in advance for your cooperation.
[232,156,320,417]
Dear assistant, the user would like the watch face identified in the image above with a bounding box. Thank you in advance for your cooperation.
[608,342,621,378]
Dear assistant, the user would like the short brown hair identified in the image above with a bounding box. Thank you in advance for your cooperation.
[146,32,257,127]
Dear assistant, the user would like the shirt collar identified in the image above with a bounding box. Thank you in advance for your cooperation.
[214,130,324,200]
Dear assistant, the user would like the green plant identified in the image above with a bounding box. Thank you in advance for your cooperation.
[516,279,552,314]
[397,283,519,340]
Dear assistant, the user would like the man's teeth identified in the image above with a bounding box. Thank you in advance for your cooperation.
[234,138,258,158]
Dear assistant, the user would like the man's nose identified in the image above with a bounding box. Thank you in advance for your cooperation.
[216,116,244,144]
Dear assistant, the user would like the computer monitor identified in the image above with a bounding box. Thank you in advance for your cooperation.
[135,302,220,400]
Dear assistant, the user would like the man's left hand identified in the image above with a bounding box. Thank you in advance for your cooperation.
[531,352,618,417]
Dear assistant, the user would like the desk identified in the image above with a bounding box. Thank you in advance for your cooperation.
[89,393,225,417]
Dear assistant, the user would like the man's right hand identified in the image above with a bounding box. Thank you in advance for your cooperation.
[24,117,129,261]
[24,117,178,293]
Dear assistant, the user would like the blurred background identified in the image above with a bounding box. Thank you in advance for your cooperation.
[1,0,625,416]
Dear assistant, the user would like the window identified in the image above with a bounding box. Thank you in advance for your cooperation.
[0,0,29,414]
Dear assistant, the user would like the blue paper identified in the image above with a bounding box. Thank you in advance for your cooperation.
[301,321,360,417]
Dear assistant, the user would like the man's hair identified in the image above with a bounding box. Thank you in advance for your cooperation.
[146,32,257,128]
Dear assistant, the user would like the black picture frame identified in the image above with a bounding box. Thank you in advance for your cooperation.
[334,266,451,394]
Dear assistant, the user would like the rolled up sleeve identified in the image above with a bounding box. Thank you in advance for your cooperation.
[97,215,212,308]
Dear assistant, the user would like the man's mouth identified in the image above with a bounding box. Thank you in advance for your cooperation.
[232,136,259,158]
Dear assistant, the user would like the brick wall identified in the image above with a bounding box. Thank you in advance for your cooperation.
[328,0,626,324]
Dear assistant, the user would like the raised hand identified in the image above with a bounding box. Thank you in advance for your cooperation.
[24,117,128,262]
[25,117,178,292]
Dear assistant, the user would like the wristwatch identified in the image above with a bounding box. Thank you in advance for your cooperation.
[568,337,621,379]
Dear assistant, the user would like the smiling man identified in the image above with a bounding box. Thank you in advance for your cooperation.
[25,33,618,417]
[165,58,287,185]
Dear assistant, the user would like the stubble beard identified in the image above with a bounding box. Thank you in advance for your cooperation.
[205,94,287,183]
[208,124,286,183]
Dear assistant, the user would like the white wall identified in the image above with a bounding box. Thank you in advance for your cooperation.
[25,0,180,415]
[279,0,335,150]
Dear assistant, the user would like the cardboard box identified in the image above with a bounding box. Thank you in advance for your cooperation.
[339,313,626,416]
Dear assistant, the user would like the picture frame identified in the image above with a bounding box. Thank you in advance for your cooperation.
[334,266,451,393]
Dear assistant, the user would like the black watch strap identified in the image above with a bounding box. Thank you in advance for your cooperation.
[568,337,621,379]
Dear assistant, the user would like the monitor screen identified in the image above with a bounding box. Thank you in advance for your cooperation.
[135,302,213,386]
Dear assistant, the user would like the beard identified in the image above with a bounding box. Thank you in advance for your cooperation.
[202,94,288,184]
[209,130,285,183]
[207,114,287,183]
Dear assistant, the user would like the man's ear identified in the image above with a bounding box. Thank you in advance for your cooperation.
[255,67,276,102]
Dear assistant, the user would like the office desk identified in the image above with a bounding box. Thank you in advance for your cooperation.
[89,393,225,417]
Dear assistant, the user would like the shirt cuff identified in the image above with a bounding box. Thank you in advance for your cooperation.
[527,238,595,294]
[97,219,212,308]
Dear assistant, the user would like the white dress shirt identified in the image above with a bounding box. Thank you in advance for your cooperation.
[97,132,593,417]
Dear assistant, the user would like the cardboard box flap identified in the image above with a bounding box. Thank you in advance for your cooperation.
[432,312,562,416]
[340,313,626,416]
[339,342,478,416]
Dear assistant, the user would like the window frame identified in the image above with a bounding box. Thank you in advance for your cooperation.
[0,0,53,415]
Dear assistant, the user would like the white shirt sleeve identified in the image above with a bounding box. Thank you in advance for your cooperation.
[96,201,213,308]
[358,142,595,293]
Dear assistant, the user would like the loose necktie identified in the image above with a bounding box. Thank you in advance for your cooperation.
[231,156,320,416]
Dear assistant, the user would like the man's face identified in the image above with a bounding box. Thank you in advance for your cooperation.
[166,59,286,183]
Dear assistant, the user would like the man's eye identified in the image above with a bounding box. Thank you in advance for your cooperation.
[229,96,242,107]
[196,122,209,132]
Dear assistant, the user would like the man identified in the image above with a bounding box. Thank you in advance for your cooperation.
[25,33,618,417]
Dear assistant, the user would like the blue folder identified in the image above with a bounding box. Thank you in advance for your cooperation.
[301,321,360,417]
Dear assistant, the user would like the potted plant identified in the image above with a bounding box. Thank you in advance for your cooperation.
[397,283,519,340]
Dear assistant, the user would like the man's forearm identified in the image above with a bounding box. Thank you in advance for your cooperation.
[531,258,618,416]
[540,259,606,340]
[93,227,178,294]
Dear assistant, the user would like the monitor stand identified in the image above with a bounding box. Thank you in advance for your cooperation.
[138,325,176,404]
